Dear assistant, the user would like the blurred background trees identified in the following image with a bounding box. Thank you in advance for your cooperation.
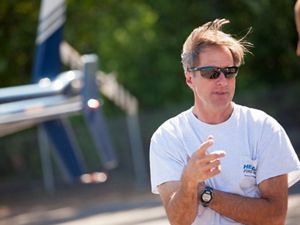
[1,0,299,108]
[0,0,299,186]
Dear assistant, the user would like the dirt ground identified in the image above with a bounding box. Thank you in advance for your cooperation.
[1,178,300,225]
[0,176,162,225]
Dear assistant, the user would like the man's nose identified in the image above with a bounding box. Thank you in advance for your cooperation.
[216,72,228,86]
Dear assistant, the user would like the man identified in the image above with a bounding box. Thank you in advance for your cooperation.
[149,19,300,225]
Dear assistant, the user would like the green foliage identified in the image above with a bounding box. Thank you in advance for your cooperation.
[64,0,300,108]
[0,0,299,108]
[0,1,39,86]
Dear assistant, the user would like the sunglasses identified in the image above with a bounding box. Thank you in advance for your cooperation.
[187,66,239,79]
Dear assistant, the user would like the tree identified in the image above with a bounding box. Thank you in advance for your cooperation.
[0,0,299,109]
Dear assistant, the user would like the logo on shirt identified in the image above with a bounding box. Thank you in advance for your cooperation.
[243,163,256,177]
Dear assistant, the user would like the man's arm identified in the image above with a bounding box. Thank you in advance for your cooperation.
[158,137,225,225]
[209,174,288,225]
[159,174,288,225]
[158,181,198,225]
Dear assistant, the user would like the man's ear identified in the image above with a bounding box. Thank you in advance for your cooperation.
[185,71,194,90]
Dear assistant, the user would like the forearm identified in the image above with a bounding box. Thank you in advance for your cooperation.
[210,190,287,225]
[165,185,198,225]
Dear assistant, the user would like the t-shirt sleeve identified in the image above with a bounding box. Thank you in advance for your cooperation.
[256,117,300,187]
[149,127,187,194]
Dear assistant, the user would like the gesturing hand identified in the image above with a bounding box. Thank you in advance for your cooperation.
[181,136,226,190]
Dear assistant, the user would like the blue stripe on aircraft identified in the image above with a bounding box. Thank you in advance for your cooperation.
[32,26,63,82]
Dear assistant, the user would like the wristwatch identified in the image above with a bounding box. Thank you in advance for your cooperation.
[199,186,214,207]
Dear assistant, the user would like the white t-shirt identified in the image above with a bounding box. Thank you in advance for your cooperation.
[150,103,300,225]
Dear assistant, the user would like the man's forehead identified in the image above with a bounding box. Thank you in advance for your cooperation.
[197,45,234,66]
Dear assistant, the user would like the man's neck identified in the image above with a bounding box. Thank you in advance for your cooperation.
[192,102,234,124]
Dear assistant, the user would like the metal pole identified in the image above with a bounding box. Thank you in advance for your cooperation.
[126,113,148,190]
[38,126,55,193]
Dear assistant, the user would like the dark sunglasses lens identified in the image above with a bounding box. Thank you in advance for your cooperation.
[223,67,238,78]
[200,68,220,79]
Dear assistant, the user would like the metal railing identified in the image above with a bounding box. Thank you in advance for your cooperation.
[60,41,147,189]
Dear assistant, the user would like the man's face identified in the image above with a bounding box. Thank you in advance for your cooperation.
[185,45,236,112]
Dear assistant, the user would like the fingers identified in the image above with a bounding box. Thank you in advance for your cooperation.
[194,136,226,159]
[203,151,226,162]
[183,136,225,186]
[202,159,221,173]
[199,157,223,180]
[207,135,214,140]
[195,138,214,158]
[192,136,225,180]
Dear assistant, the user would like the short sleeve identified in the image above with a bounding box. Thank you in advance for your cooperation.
[256,117,300,187]
[149,127,187,194]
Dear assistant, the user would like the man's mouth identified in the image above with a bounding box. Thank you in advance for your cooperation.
[213,91,228,95]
